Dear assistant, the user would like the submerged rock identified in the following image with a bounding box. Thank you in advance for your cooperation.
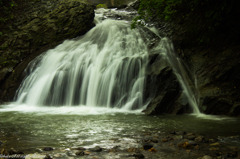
[43,147,53,151]
[44,154,53,159]
[195,136,204,143]
[133,153,145,158]
[143,143,153,150]
[178,142,192,149]
[187,140,197,146]
[8,148,24,155]
[89,146,102,152]
[127,147,139,153]
[75,150,85,156]
[71,147,86,150]
[202,155,212,159]
[187,135,196,140]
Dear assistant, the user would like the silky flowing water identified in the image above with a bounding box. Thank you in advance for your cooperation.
[0,8,240,157]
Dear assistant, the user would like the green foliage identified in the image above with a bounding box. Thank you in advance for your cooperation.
[132,0,240,44]
[96,4,108,9]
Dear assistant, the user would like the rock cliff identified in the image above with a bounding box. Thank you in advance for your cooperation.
[0,0,95,101]
[142,7,240,116]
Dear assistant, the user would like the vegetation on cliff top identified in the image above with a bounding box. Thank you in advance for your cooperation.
[132,0,240,45]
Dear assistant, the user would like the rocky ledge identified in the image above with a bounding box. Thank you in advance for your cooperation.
[0,0,95,101]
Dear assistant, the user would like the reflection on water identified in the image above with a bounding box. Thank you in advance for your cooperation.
[0,105,239,153]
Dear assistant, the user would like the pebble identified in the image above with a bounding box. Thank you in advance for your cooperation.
[127,147,139,152]
[151,138,158,143]
[210,142,220,146]
[170,131,176,135]
[178,142,192,149]
[194,145,200,150]
[209,147,219,151]
[67,151,76,156]
[143,143,153,150]
[188,140,198,146]
[209,138,218,143]
[161,138,168,142]
[75,150,84,156]
[134,153,144,158]
[43,147,54,151]
[182,131,187,135]
[186,133,194,136]
[202,138,209,143]
[89,146,102,152]
[173,135,183,140]
[188,135,196,140]
[71,147,86,150]
[195,136,204,142]
[44,154,53,159]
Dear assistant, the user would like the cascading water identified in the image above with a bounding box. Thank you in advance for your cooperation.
[155,38,200,114]
[14,8,200,113]
[15,12,149,110]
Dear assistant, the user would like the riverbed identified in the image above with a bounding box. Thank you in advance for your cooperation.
[0,104,239,158]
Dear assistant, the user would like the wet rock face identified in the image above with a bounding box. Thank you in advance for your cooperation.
[144,43,240,116]
[128,0,240,116]
[181,45,240,116]
[143,55,192,115]
[0,0,95,101]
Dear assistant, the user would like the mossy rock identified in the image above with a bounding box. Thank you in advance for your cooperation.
[96,4,108,9]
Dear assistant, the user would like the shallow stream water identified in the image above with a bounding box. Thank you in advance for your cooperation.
[0,105,239,154]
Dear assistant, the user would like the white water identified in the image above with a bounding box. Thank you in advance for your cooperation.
[146,26,200,114]
[15,14,149,110]
[11,9,201,114]
[155,38,200,114]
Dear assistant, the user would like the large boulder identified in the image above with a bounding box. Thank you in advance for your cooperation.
[143,54,192,115]
[0,0,95,101]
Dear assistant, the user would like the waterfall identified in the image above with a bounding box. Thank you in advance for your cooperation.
[14,8,200,113]
[15,17,149,110]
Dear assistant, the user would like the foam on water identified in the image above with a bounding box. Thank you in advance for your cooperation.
[0,103,143,115]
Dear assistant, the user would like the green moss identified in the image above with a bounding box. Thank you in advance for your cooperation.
[96,4,107,9]
[0,45,8,50]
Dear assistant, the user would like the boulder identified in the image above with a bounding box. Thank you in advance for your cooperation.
[143,56,192,114]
